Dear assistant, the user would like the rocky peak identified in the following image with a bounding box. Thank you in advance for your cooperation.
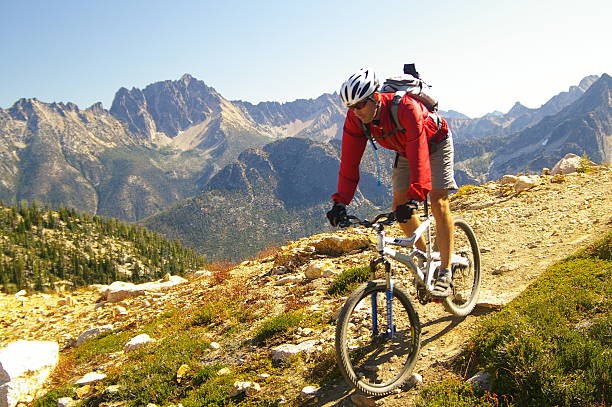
[87,102,105,114]
[577,74,599,91]
[506,101,533,118]
[109,75,223,138]
[7,98,38,121]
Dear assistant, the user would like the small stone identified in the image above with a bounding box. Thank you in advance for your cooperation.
[300,385,319,399]
[124,333,155,352]
[176,364,190,383]
[230,381,261,397]
[57,397,77,407]
[75,372,107,385]
[217,367,231,376]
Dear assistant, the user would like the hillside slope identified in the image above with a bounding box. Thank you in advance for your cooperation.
[1,165,610,406]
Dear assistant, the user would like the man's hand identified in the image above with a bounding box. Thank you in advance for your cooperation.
[395,200,419,223]
[326,202,347,227]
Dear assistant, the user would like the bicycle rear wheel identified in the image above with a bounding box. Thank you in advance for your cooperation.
[335,280,421,396]
[444,219,481,316]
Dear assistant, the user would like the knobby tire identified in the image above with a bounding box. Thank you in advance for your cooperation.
[443,219,481,316]
[335,281,421,396]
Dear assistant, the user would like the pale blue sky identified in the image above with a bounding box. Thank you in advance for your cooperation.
[1,0,610,117]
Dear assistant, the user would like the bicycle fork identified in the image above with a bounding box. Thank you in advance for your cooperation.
[369,257,395,339]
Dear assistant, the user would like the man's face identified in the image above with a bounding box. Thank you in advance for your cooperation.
[349,95,377,124]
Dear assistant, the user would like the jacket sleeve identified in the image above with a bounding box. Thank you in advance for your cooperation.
[397,99,432,202]
[331,112,368,205]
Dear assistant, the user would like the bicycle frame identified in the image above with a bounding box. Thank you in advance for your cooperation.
[379,217,438,290]
[370,201,440,294]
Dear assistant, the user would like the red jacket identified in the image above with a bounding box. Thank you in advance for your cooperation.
[332,92,448,204]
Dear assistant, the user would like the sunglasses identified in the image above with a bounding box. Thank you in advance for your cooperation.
[348,97,372,110]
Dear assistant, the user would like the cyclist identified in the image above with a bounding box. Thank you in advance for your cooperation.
[326,67,458,298]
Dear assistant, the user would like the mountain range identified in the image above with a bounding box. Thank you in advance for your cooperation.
[0,72,609,260]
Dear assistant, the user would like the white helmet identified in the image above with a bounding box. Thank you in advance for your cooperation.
[339,68,379,107]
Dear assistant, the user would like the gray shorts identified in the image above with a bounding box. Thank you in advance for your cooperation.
[392,133,458,192]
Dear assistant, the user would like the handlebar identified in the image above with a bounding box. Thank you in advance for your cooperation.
[338,212,396,229]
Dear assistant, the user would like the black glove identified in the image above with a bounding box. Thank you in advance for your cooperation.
[326,202,347,227]
[395,200,419,223]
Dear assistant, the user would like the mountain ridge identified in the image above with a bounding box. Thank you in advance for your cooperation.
[0,72,608,231]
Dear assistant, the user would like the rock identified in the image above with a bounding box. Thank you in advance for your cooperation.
[407,372,423,387]
[499,175,518,185]
[270,266,290,275]
[124,334,155,352]
[467,370,492,391]
[311,235,370,255]
[75,385,91,399]
[304,260,335,280]
[57,397,78,407]
[273,234,369,268]
[194,269,213,277]
[114,305,128,316]
[0,340,59,407]
[229,381,261,397]
[75,325,114,346]
[300,385,319,399]
[175,364,190,383]
[551,153,583,175]
[217,368,231,376]
[209,342,221,350]
[514,175,539,193]
[75,372,107,385]
[100,276,189,303]
[103,281,145,303]
[491,264,516,275]
[271,340,318,362]
[275,275,303,286]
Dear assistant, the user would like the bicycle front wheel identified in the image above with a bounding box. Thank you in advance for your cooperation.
[444,219,481,316]
[335,280,421,396]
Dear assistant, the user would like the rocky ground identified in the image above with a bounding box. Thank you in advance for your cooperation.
[1,166,611,406]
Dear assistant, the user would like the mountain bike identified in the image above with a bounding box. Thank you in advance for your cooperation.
[334,200,481,396]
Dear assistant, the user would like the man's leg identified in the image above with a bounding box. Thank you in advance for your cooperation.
[429,133,458,297]
[393,189,426,251]
[429,189,453,269]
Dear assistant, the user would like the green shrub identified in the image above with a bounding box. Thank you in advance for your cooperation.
[458,232,612,406]
[577,153,592,173]
[254,310,305,342]
[415,379,507,407]
[453,184,480,198]
[327,266,370,295]
[101,332,213,406]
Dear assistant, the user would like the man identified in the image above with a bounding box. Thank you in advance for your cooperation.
[326,67,458,298]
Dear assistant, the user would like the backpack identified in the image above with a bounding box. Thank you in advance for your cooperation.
[362,64,443,147]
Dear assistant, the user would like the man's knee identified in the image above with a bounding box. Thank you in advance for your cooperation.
[429,189,452,216]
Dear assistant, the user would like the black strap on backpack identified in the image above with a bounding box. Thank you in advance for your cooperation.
[361,94,444,150]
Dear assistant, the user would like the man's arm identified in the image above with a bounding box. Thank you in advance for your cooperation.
[331,112,368,205]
